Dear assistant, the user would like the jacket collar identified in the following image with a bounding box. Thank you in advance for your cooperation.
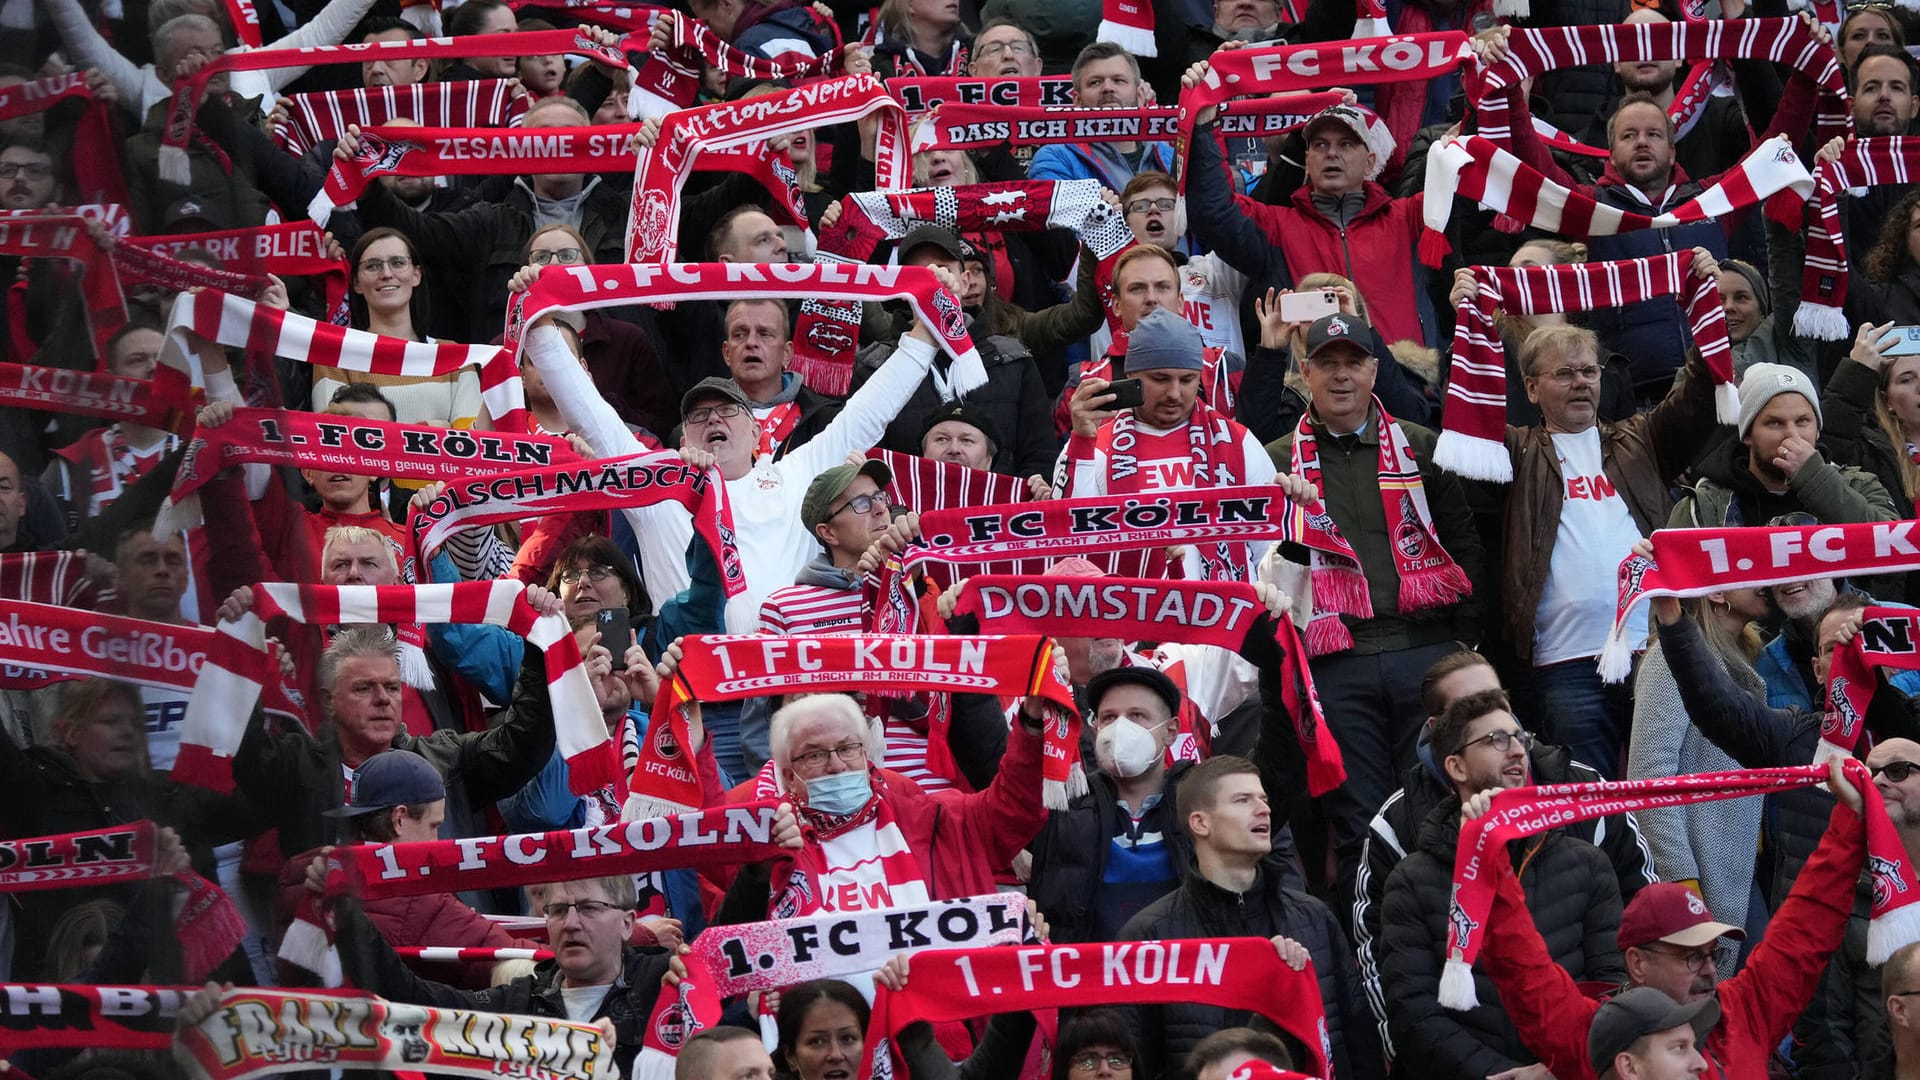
[531,952,630,1014]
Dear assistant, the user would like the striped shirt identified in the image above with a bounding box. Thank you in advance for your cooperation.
[758,582,868,636]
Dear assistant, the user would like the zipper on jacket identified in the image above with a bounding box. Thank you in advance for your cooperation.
[1339,223,1355,281]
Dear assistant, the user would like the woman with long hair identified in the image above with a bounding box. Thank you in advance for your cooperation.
[872,0,970,77]
[1862,188,1920,326]
[1839,4,1905,67]
[313,227,481,428]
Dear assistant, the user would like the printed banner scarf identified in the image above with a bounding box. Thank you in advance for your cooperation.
[867,448,1045,580]
[0,213,125,358]
[887,75,1075,115]
[1420,133,1814,266]
[0,361,189,428]
[693,894,1028,994]
[1820,607,1920,764]
[629,14,842,119]
[407,450,741,596]
[1441,762,1920,1011]
[1173,32,1473,191]
[111,241,269,302]
[770,793,933,919]
[0,71,125,205]
[626,75,906,263]
[175,988,614,1080]
[1288,399,1470,655]
[126,221,349,320]
[1094,397,1255,582]
[1438,252,1738,482]
[0,596,270,693]
[911,96,1344,154]
[0,821,157,892]
[800,179,1132,394]
[0,985,193,1049]
[271,79,530,157]
[957,575,1344,794]
[180,581,614,794]
[313,122,643,226]
[1795,136,1920,339]
[901,485,1292,570]
[508,262,982,400]
[857,940,1334,1080]
[159,29,634,183]
[166,289,527,431]
[629,633,1081,816]
[1601,521,1920,680]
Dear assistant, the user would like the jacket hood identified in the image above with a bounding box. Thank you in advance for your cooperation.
[761,371,805,407]
[1595,159,1699,203]
[794,552,858,590]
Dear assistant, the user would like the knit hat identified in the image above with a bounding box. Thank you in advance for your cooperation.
[919,400,1001,452]
[1720,258,1770,317]
[1124,308,1205,372]
[1736,363,1821,437]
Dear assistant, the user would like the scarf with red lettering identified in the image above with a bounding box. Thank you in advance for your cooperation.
[0,985,195,1049]
[0,213,126,359]
[165,289,527,431]
[181,582,615,794]
[1420,134,1814,267]
[887,75,1074,115]
[958,575,1344,794]
[125,222,349,319]
[159,29,635,184]
[858,939,1333,1080]
[1795,137,1920,340]
[111,240,269,301]
[271,80,530,157]
[1601,522,1920,680]
[1441,762,1920,1010]
[406,451,742,597]
[799,179,1131,394]
[508,262,979,403]
[1173,32,1472,192]
[0,72,125,206]
[628,14,843,119]
[0,551,105,609]
[1819,607,1920,767]
[626,76,907,263]
[628,633,1079,818]
[866,448,1046,585]
[311,122,643,227]
[1437,252,1738,482]
[1091,397,1255,582]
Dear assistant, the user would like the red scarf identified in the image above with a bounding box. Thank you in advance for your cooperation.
[0,985,195,1049]
[1796,137,1920,340]
[0,596,269,692]
[695,142,809,226]
[1288,398,1471,656]
[0,72,125,205]
[111,239,269,300]
[628,633,1080,816]
[0,361,190,428]
[1437,253,1739,482]
[1092,397,1255,582]
[886,74,1073,114]
[270,79,530,157]
[771,791,933,916]
[625,76,907,262]
[506,0,667,32]
[913,96,1341,154]
[0,821,157,891]
[1601,522,1920,680]
[694,894,1027,992]
[1441,762,1920,1009]
[629,14,842,118]
[1822,607,1920,765]
[0,551,106,609]
[903,484,1292,569]
[0,213,125,359]
[221,0,262,45]
[858,939,1334,1079]
[865,448,1045,584]
[125,221,349,321]
[957,575,1344,794]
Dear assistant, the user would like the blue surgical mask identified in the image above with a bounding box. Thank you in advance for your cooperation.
[804,769,873,816]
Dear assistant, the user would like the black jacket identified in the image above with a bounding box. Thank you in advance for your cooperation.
[1378,796,1625,1080]
[854,318,1060,478]
[1117,867,1384,1080]
[1792,868,1886,1080]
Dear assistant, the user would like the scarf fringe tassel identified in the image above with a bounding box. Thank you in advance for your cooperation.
[1042,763,1087,811]
[276,918,343,987]
[1715,382,1741,426]
[1870,897,1920,965]
[159,144,192,187]
[1438,956,1479,1010]
[1400,564,1473,611]
[1309,565,1372,619]
[1303,613,1354,658]
[1433,430,1513,483]
[1597,630,1635,684]
[1794,300,1850,342]
[1094,19,1156,57]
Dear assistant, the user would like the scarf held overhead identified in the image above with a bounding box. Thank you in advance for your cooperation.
[903,485,1292,568]
[0,213,126,359]
[125,222,348,319]
[887,75,1074,114]
[271,79,531,157]
[1794,137,1920,339]
[1821,607,1920,765]
[628,13,843,119]
[0,71,124,206]
[0,821,157,892]
[0,597,271,693]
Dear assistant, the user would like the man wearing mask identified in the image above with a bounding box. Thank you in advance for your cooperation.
[1029,43,1175,189]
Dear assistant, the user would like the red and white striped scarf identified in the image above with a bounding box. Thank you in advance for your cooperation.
[1420,133,1814,266]
[178,582,616,794]
[164,289,527,432]
[910,95,1342,155]
[1288,399,1471,656]
[771,790,932,916]
[1524,61,1730,160]
[506,0,666,32]
[1822,606,1920,766]
[1795,136,1920,340]
[1436,252,1738,483]
[270,79,530,157]
[0,551,106,609]
[886,75,1074,115]
[866,448,1051,586]
[0,71,125,205]
[629,14,843,119]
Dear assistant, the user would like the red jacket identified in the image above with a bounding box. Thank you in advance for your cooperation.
[1478,801,1866,1080]
[1232,183,1427,347]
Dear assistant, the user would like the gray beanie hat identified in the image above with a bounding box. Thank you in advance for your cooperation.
[1737,362,1821,437]
[1124,308,1205,372]
[1721,258,1771,317]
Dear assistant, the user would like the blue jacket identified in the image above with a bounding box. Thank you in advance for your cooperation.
[1582,173,1727,393]
[1757,606,1920,711]
[1028,141,1176,190]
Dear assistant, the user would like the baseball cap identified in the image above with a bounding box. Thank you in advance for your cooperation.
[1304,313,1376,362]
[1616,882,1745,950]
[1588,987,1721,1079]
[1085,665,1183,717]
[1736,362,1822,437]
[1125,307,1205,372]
[323,750,446,818]
[919,400,1001,450]
[896,224,968,263]
[680,376,751,419]
[1301,103,1395,181]
[800,458,893,533]
[164,196,227,233]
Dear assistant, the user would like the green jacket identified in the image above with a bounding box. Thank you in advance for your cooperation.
[124,96,274,234]
[1669,435,1898,529]
[1268,409,1488,654]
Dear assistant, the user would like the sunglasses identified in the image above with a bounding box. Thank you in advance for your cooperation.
[1876,760,1920,782]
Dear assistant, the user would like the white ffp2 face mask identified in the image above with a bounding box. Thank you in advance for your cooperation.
[1095,717,1165,779]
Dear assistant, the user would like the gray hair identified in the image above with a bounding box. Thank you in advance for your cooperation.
[322,525,399,578]
[152,13,221,72]
[317,625,402,696]
[544,874,637,910]
[768,694,884,792]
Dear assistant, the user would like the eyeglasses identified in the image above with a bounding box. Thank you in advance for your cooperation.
[974,39,1036,58]
[542,899,625,919]
[1876,760,1920,782]
[530,246,585,266]
[1070,1053,1133,1072]
[0,163,50,181]
[685,403,748,425]
[830,491,890,518]
[1534,363,1603,386]
[1641,943,1715,974]
[1456,728,1534,755]
[1126,197,1177,215]
[358,255,414,275]
[558,564,617,585]
[792,740,868,771]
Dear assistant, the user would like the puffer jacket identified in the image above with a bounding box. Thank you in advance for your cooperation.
[1668,434,1898,530]
[1117,867,1385,1080]
[1377,797,1625,1080]
[731,0,839,61]
[1792,868,1886,1080]
[854,318,1060,478]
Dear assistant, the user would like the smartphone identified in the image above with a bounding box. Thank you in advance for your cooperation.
[595,607,633,654]
[1105,377,1145,409]
[1881,325,1920,357]
[1278,290,1340,324]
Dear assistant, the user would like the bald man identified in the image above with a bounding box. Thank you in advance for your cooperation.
[1881,941,1920,1079]
[675,1028,775,1080]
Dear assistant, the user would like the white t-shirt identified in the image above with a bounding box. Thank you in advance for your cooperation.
[141,686,193,772]
[1533,428,1650,665]
[559,984,612,1022]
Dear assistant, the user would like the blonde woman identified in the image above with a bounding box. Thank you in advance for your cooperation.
[872,0,971,76]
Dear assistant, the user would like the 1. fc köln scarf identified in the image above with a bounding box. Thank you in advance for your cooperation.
[693,894,1029,995]
[1438,252,1738,482]
[1796,137,1920,339]
[179,582,615,794]
[0,213,126,359]
[904,485,1292,568]
[126,221,349,321]
[1821,607,1920,765]
[0,597,272,695]
[0,72,125,206]
[1601,521,1920,680]
[628,13,843,119]
[1441,762,1920,1010]
[957,575,1345,795]
[858,940,1334,1080]
[0,361,190,429]
[270,80,531,157]
[629,633,1080,817]
[866,448,1045,582]
[887,75,1074,115]
[910,97,1344,155]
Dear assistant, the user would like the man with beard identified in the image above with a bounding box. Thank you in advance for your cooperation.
[723,299,840,460]
[1029,43,1175,189]
[0,139,56,211]
[1150,0,1355,118]
[1852,46,1918,139]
